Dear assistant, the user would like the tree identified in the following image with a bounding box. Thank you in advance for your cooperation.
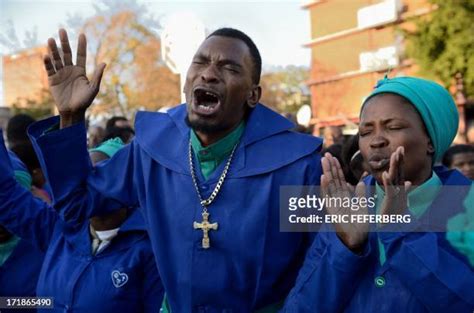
[66,0,180,118]
[259,65,310,114]
[0,20,39,51]
[404,0,474,98]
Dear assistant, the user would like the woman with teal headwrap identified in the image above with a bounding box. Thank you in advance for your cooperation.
[281,76,474,312]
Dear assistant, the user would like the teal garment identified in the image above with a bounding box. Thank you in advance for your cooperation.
[363,76,459,162]
[0,236,20,267]
[13,170,32,190]
[375,171,442,265]
[446,184,474,266]
[89,137,125,158]
[190,121,245,180]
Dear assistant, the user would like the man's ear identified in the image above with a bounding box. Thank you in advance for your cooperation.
[247,85,262,108]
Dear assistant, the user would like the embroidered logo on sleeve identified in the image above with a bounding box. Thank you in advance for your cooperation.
[111,270,129,288]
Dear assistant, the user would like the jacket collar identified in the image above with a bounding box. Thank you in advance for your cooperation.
[167,103,295,147]
[135,103,312,178]
[63,209,147,256]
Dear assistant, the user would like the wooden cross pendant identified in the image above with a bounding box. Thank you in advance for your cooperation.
[193,211,218,249]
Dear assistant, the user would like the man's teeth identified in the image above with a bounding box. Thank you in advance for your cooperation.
[198,104,215,111]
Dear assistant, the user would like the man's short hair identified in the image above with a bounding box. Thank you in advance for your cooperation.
[6,114,36,145]
[442,144,474,167]
[207,28,262,85]
[103,126,135,144]
[106,116,128,132]
[10,142,40,173]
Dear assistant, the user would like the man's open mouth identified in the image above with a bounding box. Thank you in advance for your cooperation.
[192,87,221,116]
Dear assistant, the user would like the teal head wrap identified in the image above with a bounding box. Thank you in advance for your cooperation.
[89,137,125,158]
[8,150,32,190]
[362,76,459,163]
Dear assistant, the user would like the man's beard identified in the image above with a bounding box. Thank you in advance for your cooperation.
[185,115,229,134]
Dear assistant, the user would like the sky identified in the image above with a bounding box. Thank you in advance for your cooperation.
[0,0,312,105]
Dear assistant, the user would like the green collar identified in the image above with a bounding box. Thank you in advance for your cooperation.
[190,121,245,180]
[0,235,20,267]
[375,171,442,218]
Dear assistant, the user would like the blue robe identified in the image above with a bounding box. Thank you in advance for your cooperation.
[0,239,45,313]
[0,132,163,313]
[28,104,323,312]
[281,167,474,313]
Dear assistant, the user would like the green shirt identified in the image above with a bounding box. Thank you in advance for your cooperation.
[0,236,20,267]
[190,122,245,180]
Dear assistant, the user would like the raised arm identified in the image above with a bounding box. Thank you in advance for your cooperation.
[28,29,139,227]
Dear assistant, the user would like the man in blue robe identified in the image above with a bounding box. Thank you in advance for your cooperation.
[28,28,324,311]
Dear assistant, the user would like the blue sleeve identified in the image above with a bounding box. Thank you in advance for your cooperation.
[0,131,57,252]
[379,231,474,312]
[304,152,323,243]
[280,231,371,313]
[142,251,164,313]
[28,116,140,227]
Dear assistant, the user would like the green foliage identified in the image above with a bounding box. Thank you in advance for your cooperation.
[405,0,474,97]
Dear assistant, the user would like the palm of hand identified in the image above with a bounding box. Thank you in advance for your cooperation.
[49,65,94,113]
[321,153,369,251]
[44,29,105,118]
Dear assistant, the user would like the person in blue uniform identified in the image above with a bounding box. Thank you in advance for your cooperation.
[0,134,163,313]
[0,149,45,307]
[27,28,323,312]
[281,76,474,312]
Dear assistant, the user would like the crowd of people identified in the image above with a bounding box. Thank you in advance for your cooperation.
[0,27,473,313]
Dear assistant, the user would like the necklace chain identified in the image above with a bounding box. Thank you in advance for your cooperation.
[188,140,238,211]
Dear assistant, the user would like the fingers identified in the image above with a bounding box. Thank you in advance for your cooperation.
[48,37,63,71]
[43,55,56,77]
[387,148,398,184]
[76,33,87,68]
[329,154,343,189]
[355,171,368,197]
[386,146,405,186]
[59,28,73,66]
[320,174,329,197]
[322,154,337,196]
[398,146,405,184]
[354,180,366,199]
[346,182,355,194]
[334,155,348,190]
[404,180,412,193]
[90,63,106,92]
[382,171,391,195]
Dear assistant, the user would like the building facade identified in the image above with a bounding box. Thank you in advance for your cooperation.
[2,46,50,109]
[303,0,434,135]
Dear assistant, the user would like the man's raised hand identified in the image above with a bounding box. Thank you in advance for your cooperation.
[44,29,106,128]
